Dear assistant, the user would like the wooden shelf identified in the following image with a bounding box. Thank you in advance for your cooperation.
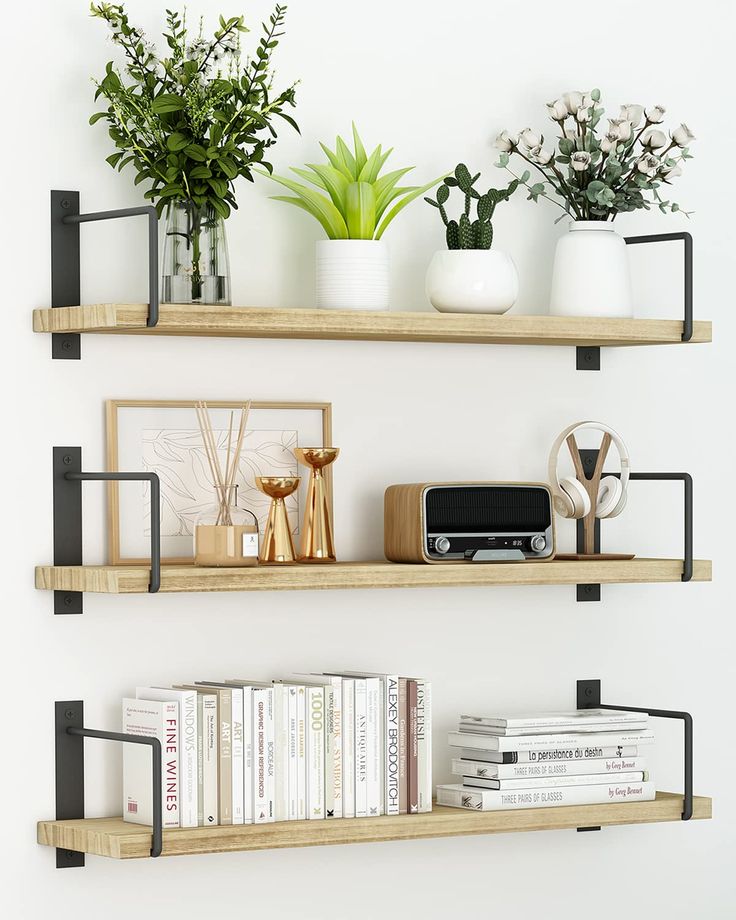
[35,558,711,595]
[37,793,711,859]
[33,303,712,348]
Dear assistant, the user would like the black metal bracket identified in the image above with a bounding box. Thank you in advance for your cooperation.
[577,679,693,825]
[53,447,161,613]
[50,190,159,359]
[54,701,163,867]
[574,231,693,370]
[575,449,693,603]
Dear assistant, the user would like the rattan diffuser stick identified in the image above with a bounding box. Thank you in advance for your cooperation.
[195,401,252,526]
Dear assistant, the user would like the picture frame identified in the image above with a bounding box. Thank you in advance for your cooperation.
[106,399,333,564]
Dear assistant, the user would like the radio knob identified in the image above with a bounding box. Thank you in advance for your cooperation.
[434,536,451,555]
[529,534,547,553]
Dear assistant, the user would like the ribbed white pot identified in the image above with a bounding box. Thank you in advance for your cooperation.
[549,220,633,318]
[425,249,519,314]
[315,239,390,311]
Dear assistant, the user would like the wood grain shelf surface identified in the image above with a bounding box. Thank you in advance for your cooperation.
[32,303,712,347]
[34,558,712,595]
[37,793,711,859]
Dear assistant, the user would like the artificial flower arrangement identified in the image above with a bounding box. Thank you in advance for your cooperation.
[494,90,694,221]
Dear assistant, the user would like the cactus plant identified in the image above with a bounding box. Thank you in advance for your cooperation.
[425,164,518,250]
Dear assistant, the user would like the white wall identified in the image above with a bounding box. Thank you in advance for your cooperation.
[3,0,734,916]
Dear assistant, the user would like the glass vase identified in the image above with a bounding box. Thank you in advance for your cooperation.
[161,200,231,305]
[193,487,258,567]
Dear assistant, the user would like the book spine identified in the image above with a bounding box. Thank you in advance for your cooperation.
[273,684,290,822]
[323,686,336,819]
[365,679,381,816]
[196,694,204,826]
[162,702,180,827]
[202,695,218,825]
[306,687,325,819]
[453,755,648,780]
[252,688,273,823]
[295,686,307,821]
[460,711,646,730]
[407,680,418,814]
[328,679,343,818]
[287,686,299,820]
[385,675,400,816]
[179,692,198,828]
[416,680,431,813]
[218,691,232,825]
[457,745,640,764]
[342,679,355,818]
[437,781,656,811]
[398,678,408,815]
[450,730,652,754]
[463,770,647,791]
[242,688,253,823]
[122,699,180,828]
[230,689,244,825]
[264,687,275,822]
[354,680,368,818]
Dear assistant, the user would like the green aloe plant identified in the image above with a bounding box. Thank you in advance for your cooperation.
[258,124,446,239]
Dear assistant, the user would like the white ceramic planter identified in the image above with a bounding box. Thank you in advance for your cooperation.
[425,249,519,314]
[549,220,633,318]
[315,239,389,311]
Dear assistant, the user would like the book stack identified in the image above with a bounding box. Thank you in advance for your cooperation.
[436,709,656,812]
[122,671,431,828]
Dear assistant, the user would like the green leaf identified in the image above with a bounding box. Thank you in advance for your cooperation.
[351,123,368,174]
[375,174,446,239]
[319,142,354,181]
[151,93,186,114]
[335,134,358,180]
[166,132,190,152]
[290,166,327,189]
[210,197,231,220]
[89,111,108,125]
[358,145,384,184]
[189,166,212,179]
[345,181,376,239]
[258,169,349,239]
[184,143,208,163]
[436,184,449,205]
[303,163,350,214]
[373,167,415,218]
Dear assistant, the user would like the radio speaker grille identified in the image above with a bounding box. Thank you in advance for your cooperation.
[425,486,551,533]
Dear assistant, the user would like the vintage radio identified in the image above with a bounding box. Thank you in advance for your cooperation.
[384,482,555,563]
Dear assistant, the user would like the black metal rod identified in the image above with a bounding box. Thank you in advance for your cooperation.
[67,727,163,855]
[596,704,693,820]
[64,471,161,592]
[625,232,693,342]
[63,205,159,327]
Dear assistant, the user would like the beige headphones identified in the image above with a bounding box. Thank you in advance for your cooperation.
[548,421,630,520]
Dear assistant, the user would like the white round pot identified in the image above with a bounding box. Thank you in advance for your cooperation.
[425,249,519,314]
[316,239,389,311]
[549,220,633,318]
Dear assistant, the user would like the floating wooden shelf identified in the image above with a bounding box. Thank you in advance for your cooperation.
[34,558,711,595]
[33,304,712,348]
[37,792,711,859]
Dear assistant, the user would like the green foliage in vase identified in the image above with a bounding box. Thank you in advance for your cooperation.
[494,90,695,221]
[425,164,518,250]
[259,124,446,239]
[89,3,299,218]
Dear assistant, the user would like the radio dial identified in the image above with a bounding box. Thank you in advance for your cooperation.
[434,536,451,555]
[529,534,547,553]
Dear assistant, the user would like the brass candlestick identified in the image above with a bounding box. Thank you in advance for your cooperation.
[295,447,339,563]
[255,476,300,564]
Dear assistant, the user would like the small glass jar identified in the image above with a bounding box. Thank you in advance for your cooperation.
[194,488,259,567]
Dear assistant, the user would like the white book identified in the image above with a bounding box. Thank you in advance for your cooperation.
[455,745,641,764]
[195,694,205,825]
[342,679,355,818]
[452,755,648,780]
[436,780,656,811]
[416,680,432,813]
[299,675,344,819]
[222,680,258,823]
[122,698,179,828]
[364,678,382,816]
[462,770,647,791]
[197,683,244,825]
[272,683,290,822]
[252,687,275,823]
[449,729,655,753]
[306,686,325,819]
[286,685,299,820]
[459,709,648,734]
[354,679,368,817]
[174,686,218,825]
[384,675,400,815]
[136,687,198,828]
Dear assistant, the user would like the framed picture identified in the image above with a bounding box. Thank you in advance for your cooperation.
[106,399,333,564]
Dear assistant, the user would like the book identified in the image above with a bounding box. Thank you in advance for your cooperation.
[407,680,418,814]
[183,684,231,824]
[459,709,648,735]
[306,686,325,819]
[295,675,344,818]
[454,745,641,764]
[436,781,656,811]
[174,686,218,825]
[122,697,179,828]
[461,770,647,791]
[448,729,654,753]
[135,687,198,828]
[197,682,244,824]
[272,683,290,822]
[252,686,275,823]
[286,685,299,820]
[341,678,355,818]
[452,755,648,780]
[195,693,205,825]
[385,675,400,815]
[398,678,408,815]
[354,679,368,817]
[416,679,432,813]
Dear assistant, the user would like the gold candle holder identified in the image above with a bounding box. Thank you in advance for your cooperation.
[295,447,339,563]
[255,476,300,564]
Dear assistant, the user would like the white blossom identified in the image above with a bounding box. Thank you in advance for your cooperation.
[600,132,620,154]
[563,91,585,115]
[519,128,542,148]
[619,104,644,128]
[608,118,633,142]
[494,130,518,152]
[661,163,683,180]
[642,128,668,150]
[570,151,592,172]
[645,105,666,124]
[672,123,695,147]
[546,98,569,121]
[637,153,661,177]
[529,144,554,165]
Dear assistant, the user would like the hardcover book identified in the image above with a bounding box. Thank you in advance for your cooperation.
[448,729,654,753]
[252,686,275,823]
[452,755,648,780]
[197,682,244,824]
[354,679,368,818]
[436,781,656,811]
[174,686,219,825]
[454,745,641,764]
[416,680,432,813]
[459,709,648,734]
[407,680,418,814]
[342,678,356,819]
[460,770,646,791]
[306,686,325,819]
[122,697,179,828]
[398,678,408,815]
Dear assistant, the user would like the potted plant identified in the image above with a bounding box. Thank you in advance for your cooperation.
[90,3,298,305]
[259,125,445,310]
[494,90,695,318]
[424,164,520,314]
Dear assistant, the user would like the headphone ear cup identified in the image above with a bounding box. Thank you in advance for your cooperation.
[559,477,591,519]
[607,482,628,519]
[596,476,623,519]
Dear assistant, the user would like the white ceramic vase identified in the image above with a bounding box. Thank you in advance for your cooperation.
[315,239,389,311]
[425,249,519,314]
[549,220,633,318]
